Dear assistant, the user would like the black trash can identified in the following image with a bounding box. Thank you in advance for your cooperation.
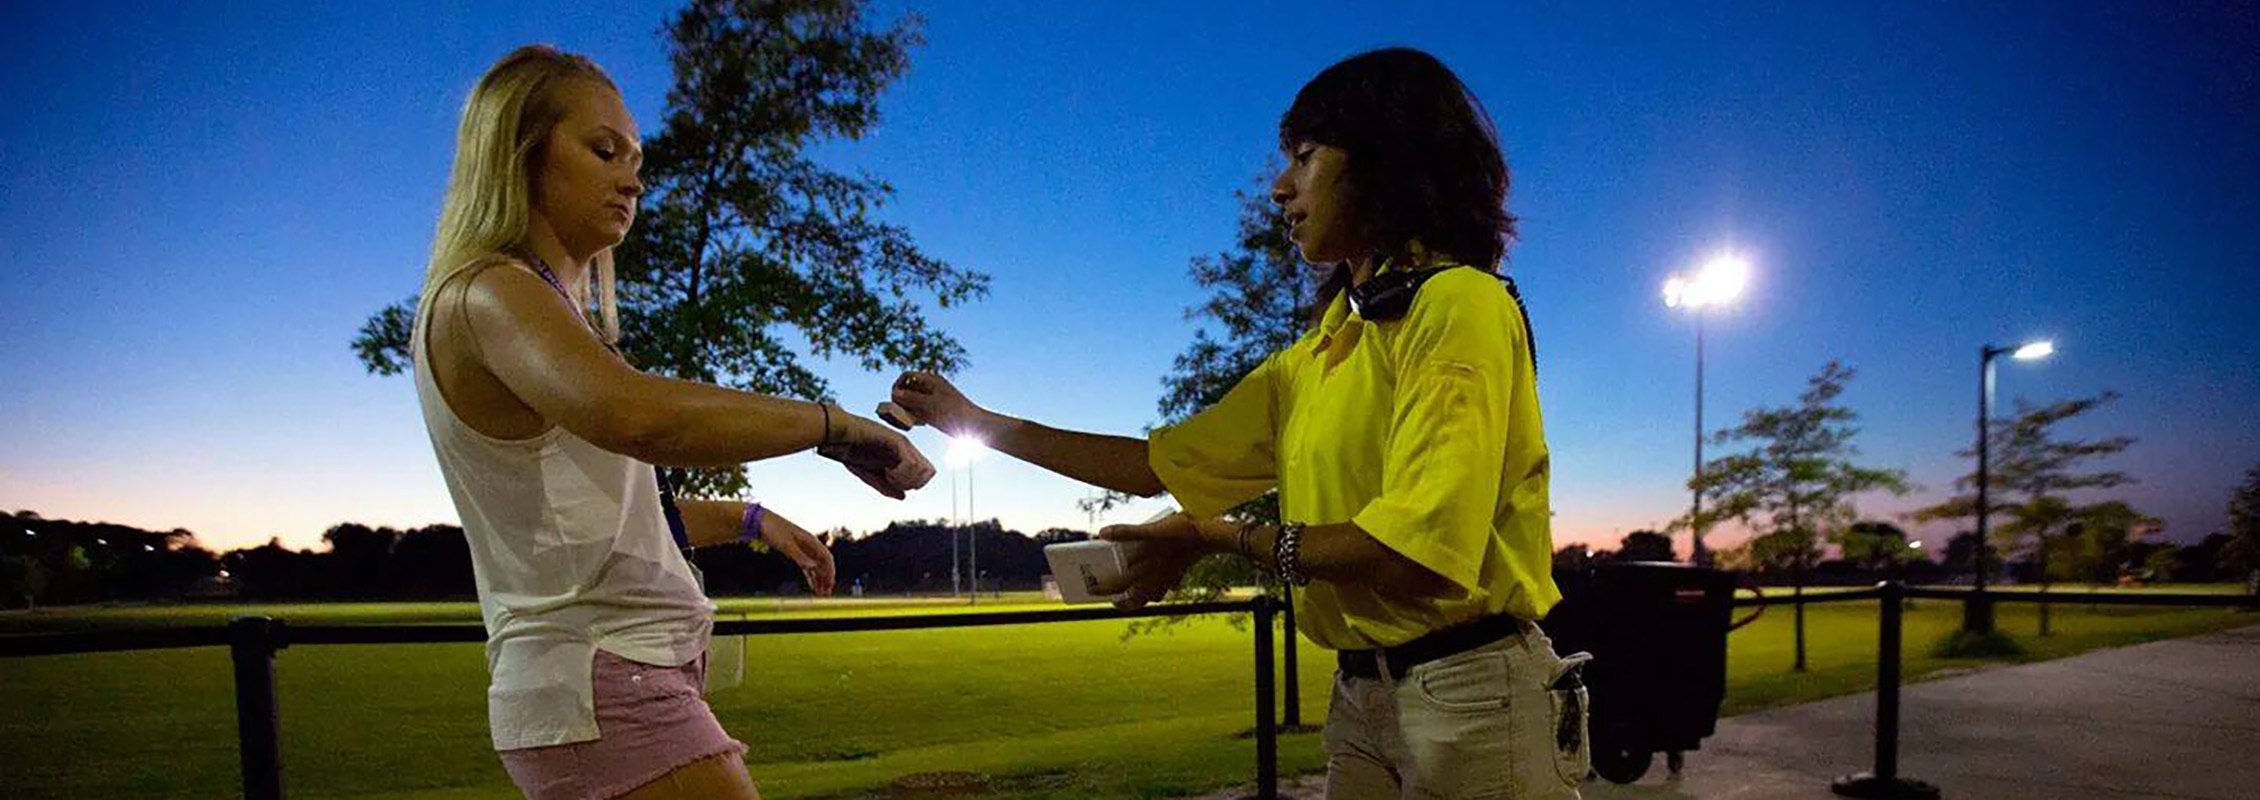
[1542,561,1739,784]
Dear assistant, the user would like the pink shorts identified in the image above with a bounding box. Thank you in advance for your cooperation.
[498,649,750,800]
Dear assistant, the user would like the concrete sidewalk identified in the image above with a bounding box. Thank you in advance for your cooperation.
[1208,623,2260,799]
[1582,622,2260,799]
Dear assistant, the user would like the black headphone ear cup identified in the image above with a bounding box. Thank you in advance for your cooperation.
[1351,269,1432,321]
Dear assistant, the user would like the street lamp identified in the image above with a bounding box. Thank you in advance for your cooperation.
[949,435,988,605]
[1967,339,2055,633]
[1899,539,1926,590]
[1662,252,1752,567]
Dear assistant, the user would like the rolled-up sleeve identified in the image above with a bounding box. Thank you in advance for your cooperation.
[1350,273,1519,596]
[1147,351,1288,518]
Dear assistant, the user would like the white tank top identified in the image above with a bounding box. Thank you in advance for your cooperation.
[410,264,713,751]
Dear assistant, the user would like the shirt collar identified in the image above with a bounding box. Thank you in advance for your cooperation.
[1311,286,1350,343]
[1311,242,1454,354]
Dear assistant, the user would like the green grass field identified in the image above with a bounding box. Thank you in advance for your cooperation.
[2,587,2251,800]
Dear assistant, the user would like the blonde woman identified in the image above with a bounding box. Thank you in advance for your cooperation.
[410,45,934,800]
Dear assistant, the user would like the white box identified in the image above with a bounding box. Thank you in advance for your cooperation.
[1043,539,1138,604]
[1044,508,1176,604]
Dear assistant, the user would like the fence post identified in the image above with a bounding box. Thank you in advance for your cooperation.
[1253,596,1278,800]
[2038,583,2052,637]
[1793,562,1809,672]
[1831,582,1937,799]
[230,616,288,800]
[1281,585,1301,728]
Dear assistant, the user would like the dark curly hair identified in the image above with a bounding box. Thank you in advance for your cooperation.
[1280,48,1515,321]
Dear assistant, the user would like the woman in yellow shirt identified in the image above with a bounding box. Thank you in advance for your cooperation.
[892,48,1584,799]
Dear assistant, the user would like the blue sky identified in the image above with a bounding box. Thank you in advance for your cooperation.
[2,1,2255,555]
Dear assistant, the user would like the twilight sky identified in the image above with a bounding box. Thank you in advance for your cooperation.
[2,1,2255,555]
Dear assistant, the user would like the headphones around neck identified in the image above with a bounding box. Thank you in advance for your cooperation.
[1346,265,1537,374]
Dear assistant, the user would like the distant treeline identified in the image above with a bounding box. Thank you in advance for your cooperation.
[5,510,2251,609]
[1,510,1089,607]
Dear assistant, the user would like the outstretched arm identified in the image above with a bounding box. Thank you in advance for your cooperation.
[889,371,1165,497]
[440,260,934,497]
[1090,515,1456,608]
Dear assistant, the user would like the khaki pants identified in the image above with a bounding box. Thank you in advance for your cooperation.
[1322,626,1590,799]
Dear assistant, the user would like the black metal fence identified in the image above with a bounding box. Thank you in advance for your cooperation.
[2,587,2254,800]
[2,599,1281,800]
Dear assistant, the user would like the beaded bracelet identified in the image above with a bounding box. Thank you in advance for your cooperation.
[1273,521,1311,586]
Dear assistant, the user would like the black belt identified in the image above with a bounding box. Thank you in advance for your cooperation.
[1337,614,1527,681]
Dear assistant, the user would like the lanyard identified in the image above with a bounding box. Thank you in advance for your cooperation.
[526,256,692,550]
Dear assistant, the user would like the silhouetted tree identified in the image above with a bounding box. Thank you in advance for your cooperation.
[1553,543,1595,571]
[1914,392,2138,585]
[1616,530,1675,562]
[351,0,989,497]
[1835,520,1918,572]
[321,523,402,598]
[391,524,476,597]
[1941,530,1982,576]
[2225,464,2260,592]
[1677,362,1909,671]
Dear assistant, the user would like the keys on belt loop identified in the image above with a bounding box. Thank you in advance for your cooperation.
[1549,651,1593,690]
[1551,651,1594,753]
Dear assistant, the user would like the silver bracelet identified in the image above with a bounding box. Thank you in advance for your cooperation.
[1273,521,1311,586]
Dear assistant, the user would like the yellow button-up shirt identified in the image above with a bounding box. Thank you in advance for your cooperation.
[1148,263,1558,649]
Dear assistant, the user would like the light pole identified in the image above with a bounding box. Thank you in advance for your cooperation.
[950,468,960,597]
[1663,253,1751,567]
[1967,339,2053,634]
[949,435,988,605]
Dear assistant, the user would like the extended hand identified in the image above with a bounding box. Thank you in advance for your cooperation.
[889,371,985,436]
[1091,514,1213,610]
[817,411,936,499]
[762,517,837,597]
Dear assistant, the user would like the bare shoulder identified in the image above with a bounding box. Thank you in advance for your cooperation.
[441,257,596,352]
[424,254,591,375]
[451,257,553,320]
[420,257,552,438]
[424,257,530,323]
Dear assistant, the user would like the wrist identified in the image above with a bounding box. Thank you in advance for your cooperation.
[960,406,1005,439]
[1242,523,1279,566]
[938,405,1007,445]
[817,402,851,448]
[1273,521,1311,586]
[738,502,766,546]
[1194,518,1239,554]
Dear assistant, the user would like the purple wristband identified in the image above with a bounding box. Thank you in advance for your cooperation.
[738,502,765,545]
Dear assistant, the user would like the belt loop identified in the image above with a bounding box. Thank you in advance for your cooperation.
[1374,649,1395,685]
